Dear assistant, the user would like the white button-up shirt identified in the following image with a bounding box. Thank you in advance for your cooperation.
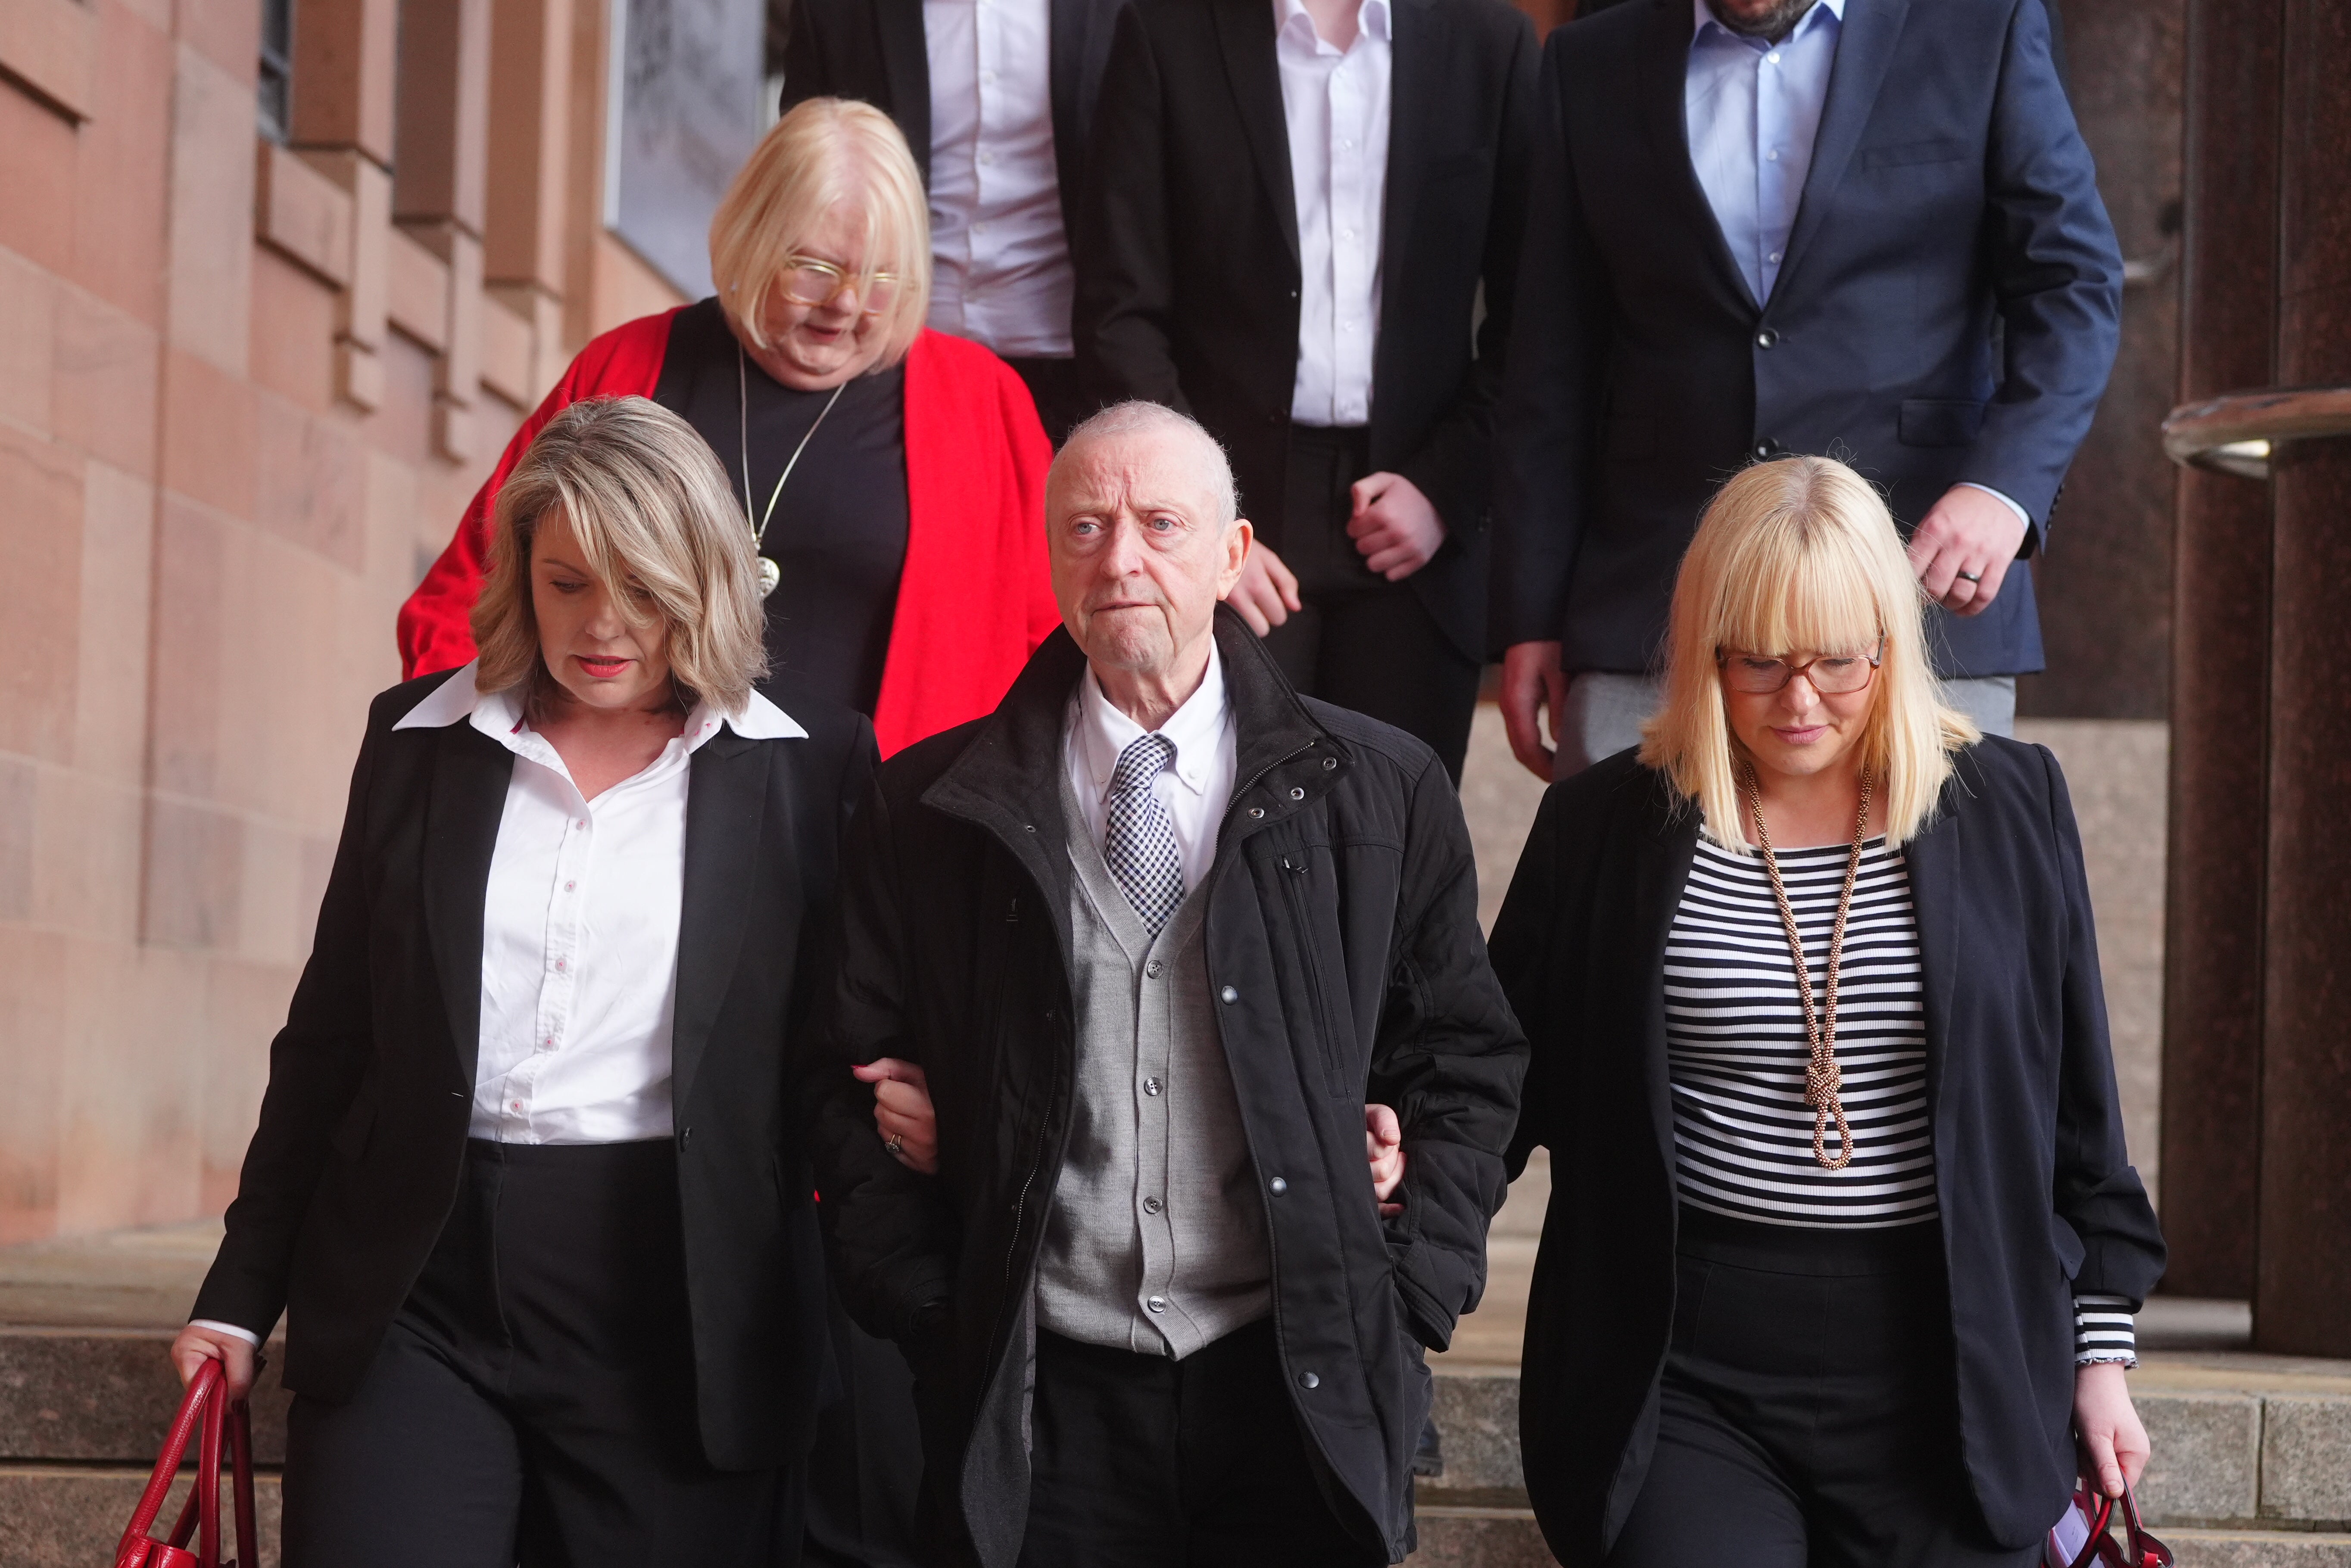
[395,661,805,1145]
[925,0,1076,358]
[1275,0,1392,428]
[1064,643,1237,893]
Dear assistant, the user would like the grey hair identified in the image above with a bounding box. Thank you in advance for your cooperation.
[1056,400,1240,527]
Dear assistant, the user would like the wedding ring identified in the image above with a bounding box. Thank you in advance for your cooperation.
[1955,569,1983,583]
[886,1133,905,1157]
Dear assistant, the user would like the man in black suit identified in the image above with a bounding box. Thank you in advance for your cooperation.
[1073,0,1537,782]
[781,0,1127,441]
[1492,0,2121,780]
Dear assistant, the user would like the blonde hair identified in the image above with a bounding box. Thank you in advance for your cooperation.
[708,98,932,368]
[471,396,769,714]
[1638,455,1979,850]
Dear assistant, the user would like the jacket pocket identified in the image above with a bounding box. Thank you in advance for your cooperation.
[1275,851,1353,1098]
[1898,398,1988,448]
[1861,137,1970,169]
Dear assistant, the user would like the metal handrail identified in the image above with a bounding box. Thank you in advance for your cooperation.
[2162,384,2351,480]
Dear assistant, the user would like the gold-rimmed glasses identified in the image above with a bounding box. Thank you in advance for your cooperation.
[777,256,901,316]
[1715,635,1887,695]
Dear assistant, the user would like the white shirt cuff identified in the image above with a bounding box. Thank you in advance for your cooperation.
[187,1318,263,1347]
[1956,481,2033,531]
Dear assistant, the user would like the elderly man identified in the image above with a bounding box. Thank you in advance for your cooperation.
[811,401,1525,1568]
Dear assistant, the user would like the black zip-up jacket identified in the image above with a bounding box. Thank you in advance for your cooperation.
[811,607,1527,1565]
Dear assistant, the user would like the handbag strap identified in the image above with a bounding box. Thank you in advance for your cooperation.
[2117,1484,2175,1568]
[115,1361,220,1568]
[2064,1490,2116,1568]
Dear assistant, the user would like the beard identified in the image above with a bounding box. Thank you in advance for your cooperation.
[1704,0,1818,40]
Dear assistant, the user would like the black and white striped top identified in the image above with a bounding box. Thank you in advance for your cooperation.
[1667,836,1936,1228]
[1665,834,2136,1363]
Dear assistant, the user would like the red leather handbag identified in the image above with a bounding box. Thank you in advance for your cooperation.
[115,1359,260,1568]
[2045,1481,2174,1568]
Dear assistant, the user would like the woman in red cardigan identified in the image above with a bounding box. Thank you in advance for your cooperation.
[398,97,1060,758]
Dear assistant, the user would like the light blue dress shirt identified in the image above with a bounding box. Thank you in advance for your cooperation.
[1684,0,1843,307]
[1685,0,2030,527]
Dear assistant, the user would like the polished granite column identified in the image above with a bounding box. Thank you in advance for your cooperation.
[2253,0,2351,1359]
[2159,0,2278,1303]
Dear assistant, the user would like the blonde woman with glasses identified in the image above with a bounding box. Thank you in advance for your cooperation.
[1490,455,2166,1568]
[172,398,876,1565]
[400,96,1060,761]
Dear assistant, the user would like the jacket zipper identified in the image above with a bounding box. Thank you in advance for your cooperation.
[1277,853,1348,1092]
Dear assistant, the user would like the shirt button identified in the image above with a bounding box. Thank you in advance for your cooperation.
[1143,1197,1163,1215]
[1767,50,1780,62]
[564,880,576,891]
[1767,149,1781,162]
[510,1100,524,1111]
[1220,986,1239,1004]
[574,819,588,830]
[981,68,997,84]
[554,958,567,971]
[1768,251,1783,264]
[1143,1078,1163,1097]
[1146,959,1164,979]
[1146,1295,1167,1314]
[978,151,995,166]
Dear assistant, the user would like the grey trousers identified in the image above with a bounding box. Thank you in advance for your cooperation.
[1553,673,2017,780]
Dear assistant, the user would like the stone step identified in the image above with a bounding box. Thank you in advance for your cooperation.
[0,1328,290,1465]
[0,1465,285,1566]
[2167,1531,2351,1567]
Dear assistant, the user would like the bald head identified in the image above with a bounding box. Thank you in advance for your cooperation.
[1044,401,1253,727]
[1049,402,1238,530]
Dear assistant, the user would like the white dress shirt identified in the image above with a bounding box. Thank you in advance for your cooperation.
[398,661,804,1144]
[1275,0,1392,428]
[1685,0,2028,529]
[1064,643,1237,893]
[189,663,805,1348]
[925,0,1076,358]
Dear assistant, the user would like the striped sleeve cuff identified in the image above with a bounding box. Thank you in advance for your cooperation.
[2074,1295,2137,1366]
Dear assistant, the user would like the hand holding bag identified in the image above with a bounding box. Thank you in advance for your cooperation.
[2045,1480,2173,1568]
[115,1358,260,1568]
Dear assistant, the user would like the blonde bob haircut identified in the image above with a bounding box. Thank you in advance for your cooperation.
[1638,454,1979,851]
[470,395,769,716]
[708,97,932,368]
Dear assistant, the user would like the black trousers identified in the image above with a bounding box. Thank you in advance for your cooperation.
[1263,425,1482,783]
[1605,1208,2038,1568]
[1004,355,1091,448]
[1017,1319,1383,1568]
[803,1287,926,1568]
[281,1139,793,1568]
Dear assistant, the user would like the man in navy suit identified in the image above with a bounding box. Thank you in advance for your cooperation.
[1491,0,2120,778]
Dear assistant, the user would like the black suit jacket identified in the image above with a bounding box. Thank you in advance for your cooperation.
[1073,0,1537,663]
[1488,739,2165,1563]
[191,668,878,1472]
[780,0,1126,241]
[1493,0,2121,677]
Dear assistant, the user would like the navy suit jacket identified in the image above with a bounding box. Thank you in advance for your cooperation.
[1492,0,2122,677]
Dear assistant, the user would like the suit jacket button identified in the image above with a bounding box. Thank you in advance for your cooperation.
[678,1126,692,1150]
[1755,328,1779,348]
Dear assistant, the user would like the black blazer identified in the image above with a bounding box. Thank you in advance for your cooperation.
[191,668,878,1472]
[779,0,1126,238]
[1072,0,1537,663]
[1488,739,2164,1563]
[1492,0,2121,677]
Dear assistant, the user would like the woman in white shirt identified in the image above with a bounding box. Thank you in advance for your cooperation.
[169,395,878,1567]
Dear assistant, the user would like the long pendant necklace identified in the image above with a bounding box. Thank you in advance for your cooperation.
[1743,765,1875,1171]
[737,342,847,599]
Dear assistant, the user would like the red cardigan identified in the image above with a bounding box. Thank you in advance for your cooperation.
[397,313,1061,756]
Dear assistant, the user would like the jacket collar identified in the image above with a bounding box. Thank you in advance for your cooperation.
[1214,0,1302,265]
[1640,0,1757,314]
[923,604,1338,911]
[1772,0,1911,299]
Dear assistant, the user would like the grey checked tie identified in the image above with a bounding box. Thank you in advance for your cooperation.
[1105,734,1185,936]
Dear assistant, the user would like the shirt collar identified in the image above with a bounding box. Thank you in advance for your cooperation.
[1076,642,1230,801]
[1691,0,1842,46]
[390,659,808,749]
[1274,0,1392,51]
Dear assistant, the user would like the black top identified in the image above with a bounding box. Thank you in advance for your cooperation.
[1489,740,2164,1562]
[656,299,910,716]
